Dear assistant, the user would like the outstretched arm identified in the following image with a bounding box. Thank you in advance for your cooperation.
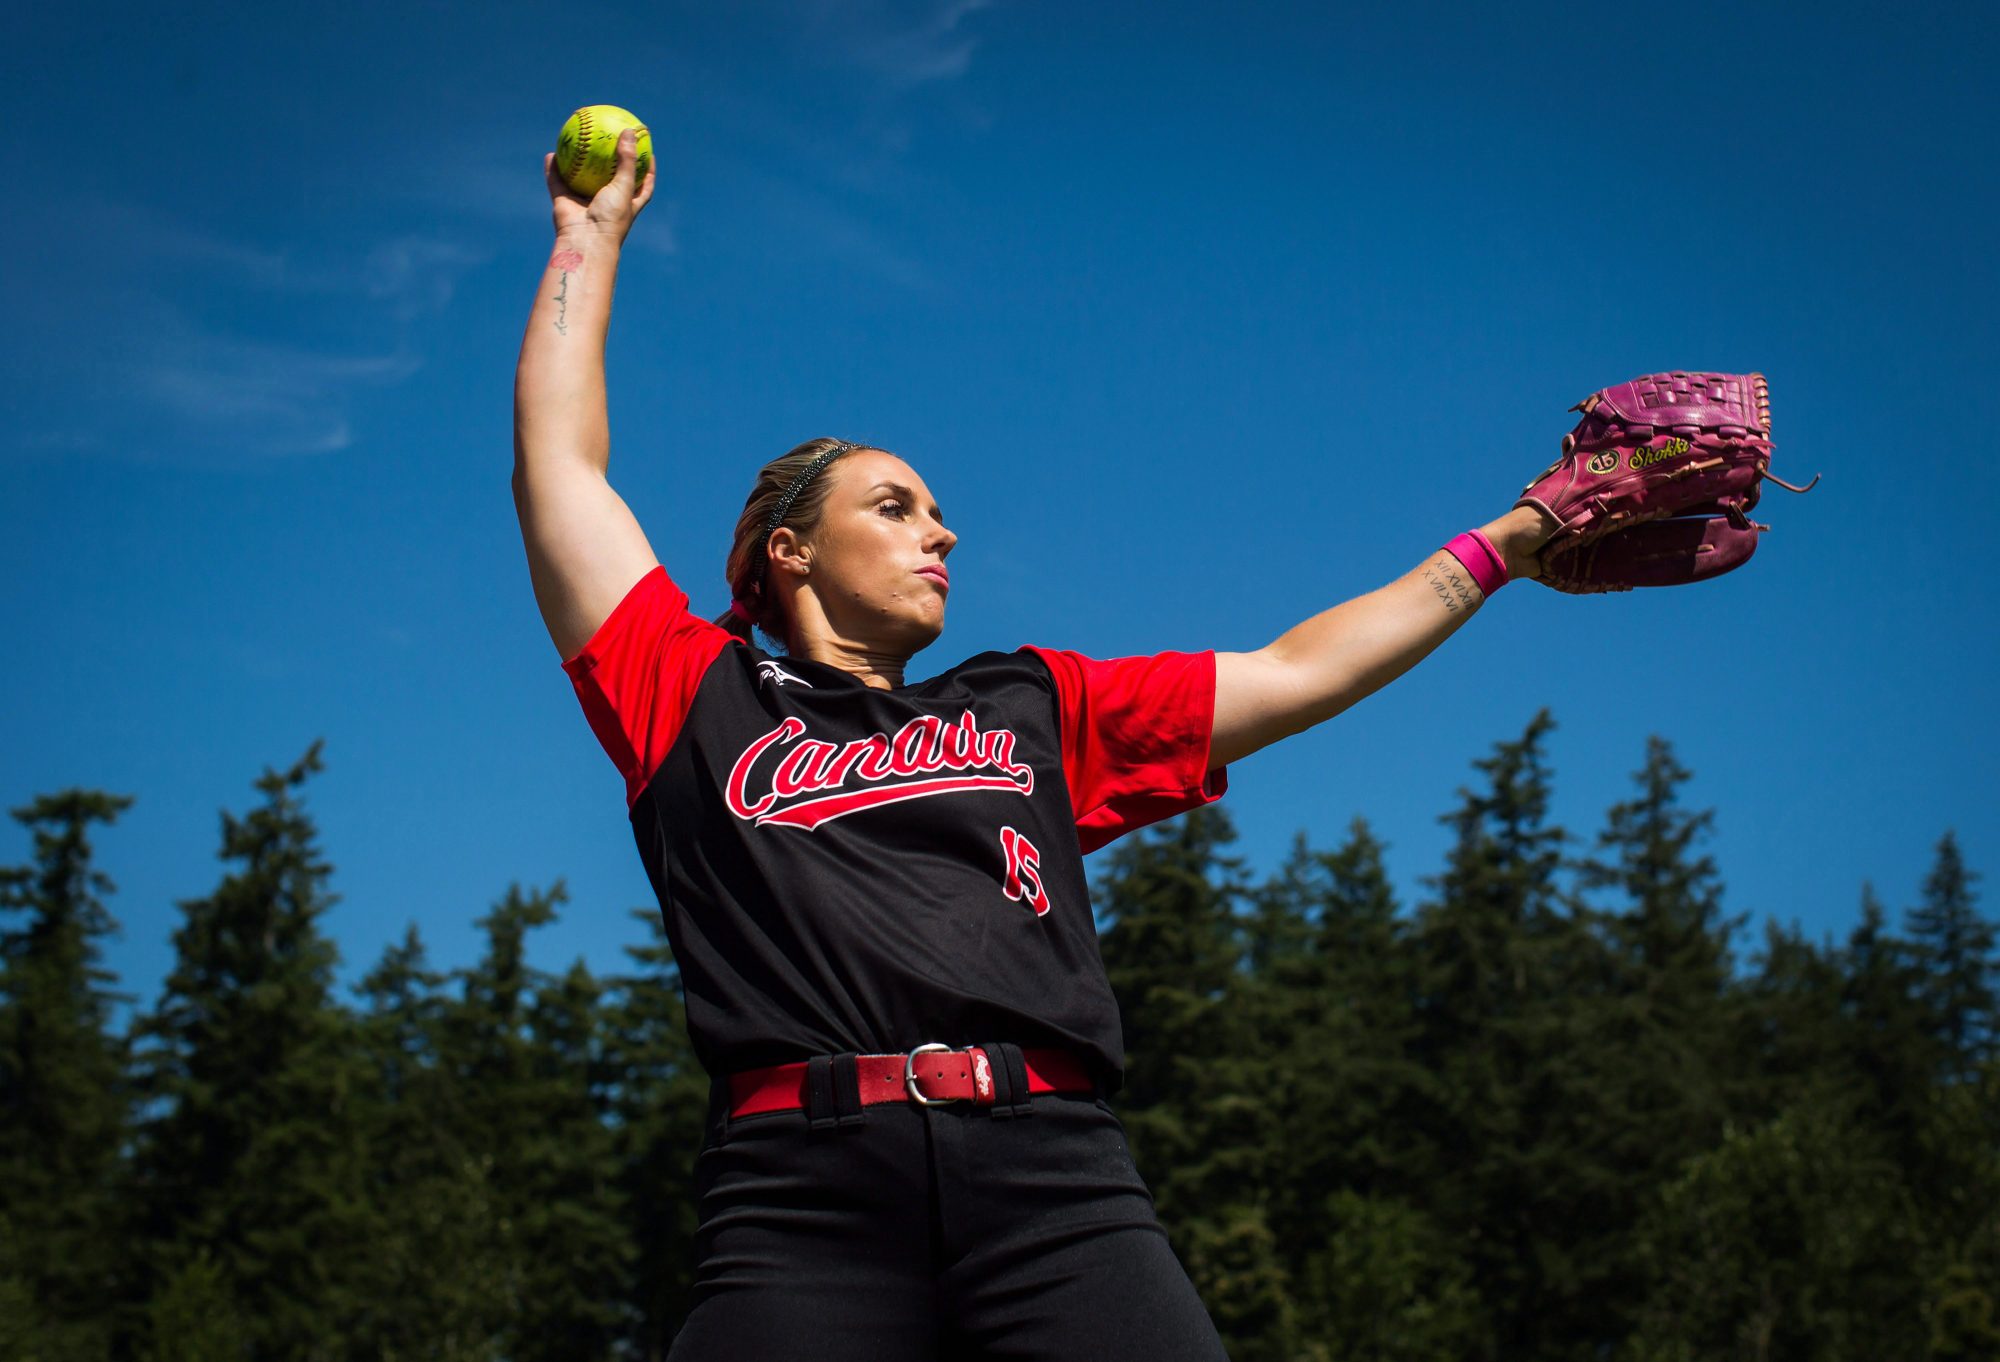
[1210,505,1557,767]
[513,127,663,662]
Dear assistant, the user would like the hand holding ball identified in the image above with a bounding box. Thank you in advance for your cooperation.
[554,105,653,198]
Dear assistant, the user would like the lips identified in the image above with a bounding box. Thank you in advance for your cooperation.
[915,565,950,591]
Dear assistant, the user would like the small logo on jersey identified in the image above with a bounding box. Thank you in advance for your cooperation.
[999,825,1050,916]
[756,660,812,689]
[973,1050,994,1101]
[726,710,1035,831]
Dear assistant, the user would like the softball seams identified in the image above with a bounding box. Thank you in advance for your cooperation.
[564,108,595,183]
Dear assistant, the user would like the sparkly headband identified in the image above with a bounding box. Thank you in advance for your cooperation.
[748,441,856,595]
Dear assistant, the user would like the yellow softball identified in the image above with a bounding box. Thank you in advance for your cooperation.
[554,105,653,198]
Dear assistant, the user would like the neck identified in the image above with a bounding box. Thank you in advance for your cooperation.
[790,634,908,689]
[779,585,918,689]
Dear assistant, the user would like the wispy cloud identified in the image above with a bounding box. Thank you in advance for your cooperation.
[376,5,997,292]
[729,162,935,292]
[15,430,108,455]
[389,139,680,260]
[10,196,486,462]
[83,195,493,311]
[110,217,296,288]
[360,236,493,319]
[798,0,995,87]
[622,201,681,257]
[129,324,421,457]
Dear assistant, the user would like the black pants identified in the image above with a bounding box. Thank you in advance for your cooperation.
[666,1043,1230,1361]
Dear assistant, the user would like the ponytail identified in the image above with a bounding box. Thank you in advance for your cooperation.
[711,595,758,644]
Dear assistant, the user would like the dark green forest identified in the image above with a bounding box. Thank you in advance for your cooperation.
[3,710,1995,1361]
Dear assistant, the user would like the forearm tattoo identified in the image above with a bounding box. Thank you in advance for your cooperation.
[1422,556,1480,614]
[549,248,584,335]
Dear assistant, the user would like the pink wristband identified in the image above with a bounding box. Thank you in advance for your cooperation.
[1441,528,1509,598]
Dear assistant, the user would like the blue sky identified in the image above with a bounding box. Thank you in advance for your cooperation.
[3,0,1994,1026]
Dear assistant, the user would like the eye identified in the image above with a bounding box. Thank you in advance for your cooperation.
[876,499,907,518]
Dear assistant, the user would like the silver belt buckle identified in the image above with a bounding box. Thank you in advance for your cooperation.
[905,1042,963,1106]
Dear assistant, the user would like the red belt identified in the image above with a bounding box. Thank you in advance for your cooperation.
[727,1043,1094,1118]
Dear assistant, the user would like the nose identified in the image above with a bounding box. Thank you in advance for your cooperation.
[928,521,957,556]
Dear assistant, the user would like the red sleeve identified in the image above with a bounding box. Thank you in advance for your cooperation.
[1018,645,1229,855]
[560,565,734,811]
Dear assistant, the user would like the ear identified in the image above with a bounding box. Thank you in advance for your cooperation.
[768,526,812,577]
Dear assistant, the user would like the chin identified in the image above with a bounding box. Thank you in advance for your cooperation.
[896,605,947,654]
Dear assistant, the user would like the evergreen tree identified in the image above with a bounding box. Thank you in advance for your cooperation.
[1907,830,1994,1082]
[1247,821,1470,1360]
[1310,816,1438,1206]
[1231,830,1331,1257]
[1246,822,1432,1282]
[1408,707,1596,1361]
[1579,736,1736,998]
[348,924,509,1360]
[1296,1189,1482,1362]
[1237,831,1325,1062]
[1916,1057,2000,1362]
[1735,917,1850,1121]
[0,1255,47,1362]
[1094,804,1257,1173]
[10,708,1992,1359]
[521,953,632,1356]
[0,789,136,1362]
[1177,1205,1300,1362]
[140,1247,249,1362]
[1096,806,1248,1060]
[1839,885,1934,1156]
[440,881,631,1362]
[1095,805,1299,1358]
[1414,709,1570,1036]
[1565,736,1741,1346]
[1628,1100,1924,1361]
[126,741,374,1361]
[1902,837,2000,1358]
[602,907,710,1361]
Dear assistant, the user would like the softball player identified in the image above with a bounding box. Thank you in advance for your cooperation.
[515,130,1556,1361]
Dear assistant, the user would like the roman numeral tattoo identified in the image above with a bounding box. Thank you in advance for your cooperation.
[1423,557,1480,613]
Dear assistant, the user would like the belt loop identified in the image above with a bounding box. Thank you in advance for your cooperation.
[806,1052,864,1132]
[1004,1044,1033,1118]
[975,1040,1016,1117]
[977,1041,1034,1120]
[805,1054,838,1131]
[831,1052,865,1128]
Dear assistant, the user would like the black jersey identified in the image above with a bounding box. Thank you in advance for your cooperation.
[562,565,1229,1095]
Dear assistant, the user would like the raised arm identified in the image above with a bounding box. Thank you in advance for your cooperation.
[513,127,662,662]
[1209,505,1557,767]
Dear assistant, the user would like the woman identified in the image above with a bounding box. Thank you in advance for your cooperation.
[515,130,1557,1360]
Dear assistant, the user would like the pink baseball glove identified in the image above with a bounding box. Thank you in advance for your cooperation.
[1518,371,1820,594]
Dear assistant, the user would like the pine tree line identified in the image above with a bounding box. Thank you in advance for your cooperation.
[2,717,1994,1361]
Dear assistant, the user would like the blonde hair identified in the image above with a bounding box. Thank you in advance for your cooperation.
[713,437,873,649]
